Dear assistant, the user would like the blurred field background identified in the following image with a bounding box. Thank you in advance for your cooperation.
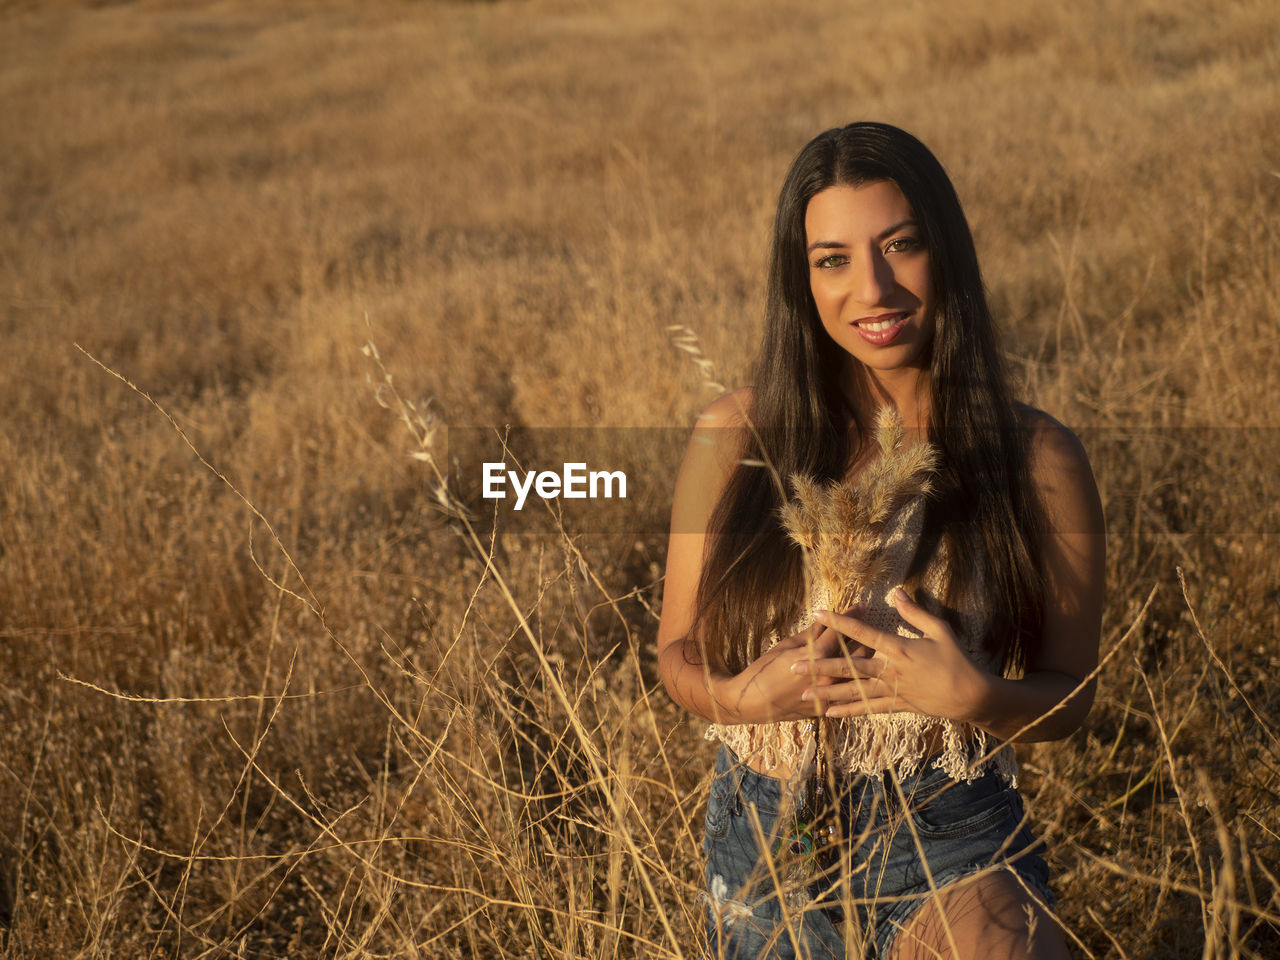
[2,0,1279,956]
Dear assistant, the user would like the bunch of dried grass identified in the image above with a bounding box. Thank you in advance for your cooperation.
[779,408,938,611]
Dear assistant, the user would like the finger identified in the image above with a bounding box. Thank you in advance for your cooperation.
[839,638,876,659]
[792,654,885,680]
[824,611,875,660]
[813,609,903,658]
[805,676,891,705]
[811,608,876,644]
[812,626,845,656]
[889,586,950,638]
[787,627,839,667]
[805,620,829,640]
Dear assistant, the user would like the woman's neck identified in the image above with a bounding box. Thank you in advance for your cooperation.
[842,363,931,429]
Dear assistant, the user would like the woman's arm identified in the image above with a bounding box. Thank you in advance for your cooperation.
[656,389,839,725]
[794,411,1106,743]
[968,411,1106,740]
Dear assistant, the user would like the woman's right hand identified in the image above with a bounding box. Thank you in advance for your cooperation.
[710,621,851,724]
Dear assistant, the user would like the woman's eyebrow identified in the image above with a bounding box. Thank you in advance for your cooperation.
[805,219,920,254]
[876,218,918,240]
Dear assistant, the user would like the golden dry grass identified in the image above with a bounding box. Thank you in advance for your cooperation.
[1,0,1279,956]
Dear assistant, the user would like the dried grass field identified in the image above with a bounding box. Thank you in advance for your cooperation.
[2,0,1279,956]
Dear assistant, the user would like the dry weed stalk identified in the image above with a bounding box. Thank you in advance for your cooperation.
[361,333,698,957]
[665,325,727,396]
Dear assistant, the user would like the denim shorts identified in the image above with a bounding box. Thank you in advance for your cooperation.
[701,744,1055,959]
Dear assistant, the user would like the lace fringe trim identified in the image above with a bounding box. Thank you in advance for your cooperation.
[703,715,1018,787]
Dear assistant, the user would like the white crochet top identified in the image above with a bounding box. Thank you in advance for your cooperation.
[703,493,1018,786]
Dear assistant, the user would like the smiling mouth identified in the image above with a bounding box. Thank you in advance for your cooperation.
[850,311,912,347]
[855,312,909,332]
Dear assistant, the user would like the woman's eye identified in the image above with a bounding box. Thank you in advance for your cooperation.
[885,237,920,254]
[814,255,849,269]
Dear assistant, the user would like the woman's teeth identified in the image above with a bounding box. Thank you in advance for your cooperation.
[859,315,903,332]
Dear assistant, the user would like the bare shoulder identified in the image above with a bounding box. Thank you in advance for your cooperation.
[1015,403,1103,534]
[1016,404,1089,471]
[695,386,755,430]
[667,387,756,536]
[685,386,756,474]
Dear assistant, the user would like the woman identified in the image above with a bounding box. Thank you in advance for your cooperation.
[657,122,1105,959]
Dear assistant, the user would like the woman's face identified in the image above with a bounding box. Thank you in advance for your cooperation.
[804,180,936,379]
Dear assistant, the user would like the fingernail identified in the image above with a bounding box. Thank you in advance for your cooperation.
[791,662,806,674]
[814,610,829,622]
[800,690,812,701]
[893,587,908,603]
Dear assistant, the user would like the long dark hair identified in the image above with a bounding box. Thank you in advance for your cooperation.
[689,122,1044,678]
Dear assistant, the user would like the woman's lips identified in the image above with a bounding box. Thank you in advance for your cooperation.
[853,312,910,346]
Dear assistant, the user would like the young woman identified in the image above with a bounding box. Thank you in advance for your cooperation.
[657,123,1105,959]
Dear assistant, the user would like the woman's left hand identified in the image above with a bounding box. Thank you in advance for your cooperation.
[794,587,995,721]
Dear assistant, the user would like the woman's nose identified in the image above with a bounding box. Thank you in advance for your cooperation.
[853,250,895,305]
